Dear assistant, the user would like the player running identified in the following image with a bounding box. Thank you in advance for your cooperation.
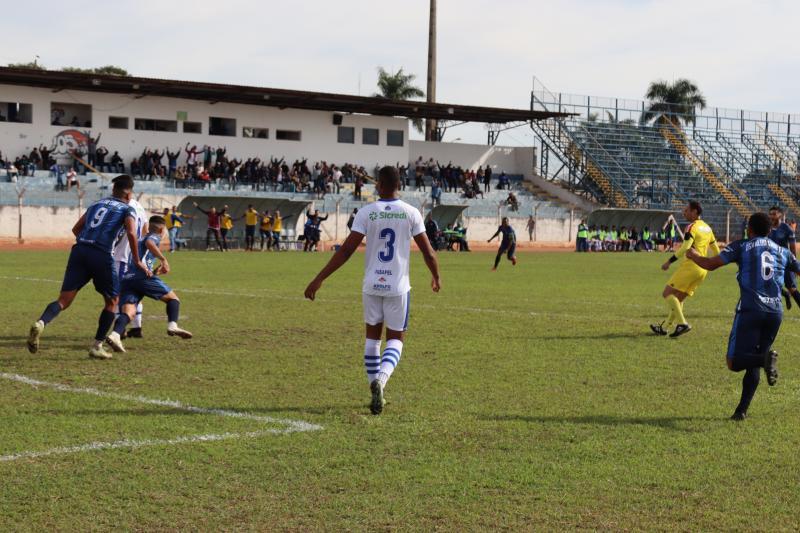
[650,201,719,338]
[304,166,441,415]
[686,212,794,420]
[106,215,192,353]
[768,206,800,309]
[113,190,148,340]
[488,217,517,271]
[27,174,150,360]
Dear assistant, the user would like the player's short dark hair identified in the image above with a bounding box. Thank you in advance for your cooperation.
[688,200,702,216]
[149,215,166,226]
[748,212,771,237]
[769,205,783,213]
[377,165,401,192]
[112,174,134,192]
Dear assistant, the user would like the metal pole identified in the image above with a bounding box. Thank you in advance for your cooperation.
[425,0,437,141]
[17,188,25,243]
[534,205,539,241]
[726,208,733,243]
[335,199,341,243]
[569,208,574,243]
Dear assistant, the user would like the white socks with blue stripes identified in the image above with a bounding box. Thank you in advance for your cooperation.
[131,302,143,329]
[377,339,403,387]
[364,338,381,384]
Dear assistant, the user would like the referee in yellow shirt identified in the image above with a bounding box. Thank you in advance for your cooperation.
[244,204,259,251]
[651,201,720,338]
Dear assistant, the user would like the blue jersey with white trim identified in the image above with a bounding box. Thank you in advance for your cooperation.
[124,234,161,281]
[769,222,795,250]
[720,237,800,314]
[77,197,136,253]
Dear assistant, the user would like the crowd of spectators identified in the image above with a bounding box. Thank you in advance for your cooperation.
[2,142,519,204]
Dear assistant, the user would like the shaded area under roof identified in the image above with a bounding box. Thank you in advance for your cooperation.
[0,67,572,124]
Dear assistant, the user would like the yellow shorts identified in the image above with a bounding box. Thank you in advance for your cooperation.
[668,263,707,297]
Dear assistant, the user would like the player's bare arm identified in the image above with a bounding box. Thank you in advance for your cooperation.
[488,229,500,243]
[145,238,170,275]
[71,212,87,237]
[413,232,441,293]
[125,217,152,278]
[304,230,365,300]
[686,248,724,271]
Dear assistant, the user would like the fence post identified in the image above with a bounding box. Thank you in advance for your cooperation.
[533,205,539,241]
[726,208,732,243]
[334,198,342,243]
[569,208,574,244]
[16,185,26,243]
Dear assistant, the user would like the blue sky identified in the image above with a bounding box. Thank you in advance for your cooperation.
[2,0,798,145]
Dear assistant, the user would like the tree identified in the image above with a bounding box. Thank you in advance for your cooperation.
[61,65,130,76]
[375,67,425,133]
[641,79,707,128]
[8,61,44,70]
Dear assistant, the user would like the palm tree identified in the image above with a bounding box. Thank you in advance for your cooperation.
[641,79,707,128]
[375,67,425,133]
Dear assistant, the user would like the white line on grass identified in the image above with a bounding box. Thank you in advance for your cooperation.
[0,373,323,463]
[0,430,282,463]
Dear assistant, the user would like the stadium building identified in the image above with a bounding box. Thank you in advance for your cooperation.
[0,67,586,246]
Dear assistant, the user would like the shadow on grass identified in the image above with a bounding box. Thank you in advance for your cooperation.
[484,414,722,431]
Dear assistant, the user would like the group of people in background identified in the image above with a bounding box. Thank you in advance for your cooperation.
[575,220,681,252]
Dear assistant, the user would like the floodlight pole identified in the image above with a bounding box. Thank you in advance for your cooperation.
[425,0,438,142]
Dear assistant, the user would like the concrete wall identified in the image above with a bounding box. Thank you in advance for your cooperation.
[0,83,409,170]
[0,202,574,243]
[410,140,535,176]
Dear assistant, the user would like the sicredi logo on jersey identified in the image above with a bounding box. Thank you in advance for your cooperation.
[369,210,407,221]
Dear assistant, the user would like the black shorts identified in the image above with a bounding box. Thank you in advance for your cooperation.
[727,309,782,360]
[245,225,256,237]
[499,242,516,258]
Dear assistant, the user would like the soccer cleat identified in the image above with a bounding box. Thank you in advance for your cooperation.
[491,267,497,272]
[669,324,692,338]
[783,288,792,310]
[650,323,668,336]
[764,350,779,386]
[511,256,517,266]
[730,411,747,421]
[88,344,113,360]
[369,379,385,415]
[105,331,126,353]
[127,327,143,339]
[167,325,193,339]
[27,320,44,354]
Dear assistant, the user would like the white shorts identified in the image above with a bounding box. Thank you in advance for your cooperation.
[362,291,410,332]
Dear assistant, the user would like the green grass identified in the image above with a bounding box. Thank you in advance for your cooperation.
[1,249,799,532]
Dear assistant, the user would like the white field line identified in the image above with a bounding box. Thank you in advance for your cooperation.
[0,430,280,463]
[0,373,322,433]
[0,372,323,463]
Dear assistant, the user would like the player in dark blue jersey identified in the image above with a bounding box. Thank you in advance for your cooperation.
[687,212,799,420]
[488,217,518,271]
[106,215,192,353]
[768,206,800,309]
[27,175,150,360]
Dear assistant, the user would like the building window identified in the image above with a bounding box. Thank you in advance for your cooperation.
[183,121,202,134]
[337,126,355,144]
[243,127,269,139]
[134,118,178,132]
[276,130,302,141]
[362,128,379,145]
[0,102,33,123]
[387,129,404,147]
[52,102,91,127]
[108,116,129,129]
[209,116,236,137]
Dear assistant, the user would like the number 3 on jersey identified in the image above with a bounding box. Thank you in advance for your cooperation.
[379,228,395,262]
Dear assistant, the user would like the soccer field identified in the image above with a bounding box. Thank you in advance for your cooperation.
[1,249,798,531]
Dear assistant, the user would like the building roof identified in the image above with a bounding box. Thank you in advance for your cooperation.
[0,67,571,124]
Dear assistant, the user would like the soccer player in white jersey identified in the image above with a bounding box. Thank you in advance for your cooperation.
[305,166,441,415]
[113,192,148,339]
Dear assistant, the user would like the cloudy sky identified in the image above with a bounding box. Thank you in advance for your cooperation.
[3,0,799,145]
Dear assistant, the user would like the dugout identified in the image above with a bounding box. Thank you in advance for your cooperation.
[428,204,468,229]
[176,196,311,249]
[587,208,683,238]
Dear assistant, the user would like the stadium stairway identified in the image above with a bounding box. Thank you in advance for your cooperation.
[660,125,751,219]
[766,184,800,218]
